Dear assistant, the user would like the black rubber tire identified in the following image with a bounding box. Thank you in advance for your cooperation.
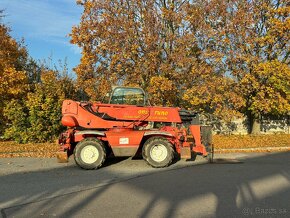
[142,137,175,168]
[74,138,106,170]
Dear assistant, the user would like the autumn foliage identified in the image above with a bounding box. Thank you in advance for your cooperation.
[0,24,28,134]
[0,1,289,143]
[0,19,76,143]
[71,0,289,134]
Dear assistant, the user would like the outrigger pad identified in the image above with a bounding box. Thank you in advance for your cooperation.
[56,151,68,163]
[180,147,191,159]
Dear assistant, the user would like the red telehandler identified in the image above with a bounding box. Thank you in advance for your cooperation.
[57,86,213,169]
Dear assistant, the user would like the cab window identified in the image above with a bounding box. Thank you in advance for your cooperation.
[110,87,145,105]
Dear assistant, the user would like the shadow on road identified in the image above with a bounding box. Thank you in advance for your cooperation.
[1,152,290,217]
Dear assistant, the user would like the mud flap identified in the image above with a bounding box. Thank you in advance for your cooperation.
[56,151,68,163]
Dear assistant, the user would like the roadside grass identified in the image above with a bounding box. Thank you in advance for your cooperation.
[0,134,289,158]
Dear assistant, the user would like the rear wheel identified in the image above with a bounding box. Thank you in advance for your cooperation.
[142,137,175,168]
[74,138,106,170]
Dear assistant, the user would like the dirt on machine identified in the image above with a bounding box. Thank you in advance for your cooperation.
[57,86,213,169]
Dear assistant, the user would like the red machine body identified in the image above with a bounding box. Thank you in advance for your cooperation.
[57,87,212,169]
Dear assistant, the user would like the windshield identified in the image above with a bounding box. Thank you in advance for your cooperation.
[110,87,145,105]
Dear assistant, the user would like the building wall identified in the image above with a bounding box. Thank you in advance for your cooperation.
[200,115,290,135]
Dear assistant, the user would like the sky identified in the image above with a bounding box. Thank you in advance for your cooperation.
[1,0,83,75]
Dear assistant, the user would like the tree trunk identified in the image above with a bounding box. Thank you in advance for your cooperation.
[246,111,261,135]
[251,118,261,135]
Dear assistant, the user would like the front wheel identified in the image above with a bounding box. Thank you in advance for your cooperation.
[142,137,175,168]
[74,138,106,170]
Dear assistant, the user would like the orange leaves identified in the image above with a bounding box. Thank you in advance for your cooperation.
[183,70,244,121]
[0,67,28,98]
[0,141,59,158]
[186,61,246,117]
[213,134,290,150]
[240,60,290,115]
[2,63,77,143]
[147,76,176,106]
[0,15,80,143]
[0,24,28,71]
[70,0,289,129]
[259,4,290,55]
[0,24,29,102]
[70,0,197,101]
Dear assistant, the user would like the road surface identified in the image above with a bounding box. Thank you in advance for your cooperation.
[0,152,289,218]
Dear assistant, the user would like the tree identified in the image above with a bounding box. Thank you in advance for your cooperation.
[239,60,290,133]
[0,11,78,142]
[0,21,29,135]
[4,67,77,143]
[185,0,290,133]
[183,63,245,121]
[72,0,289,133]
[25,69,66,142]
[228,0,289,133]
[71,0,205,105]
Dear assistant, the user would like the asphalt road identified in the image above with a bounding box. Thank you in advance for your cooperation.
[0,152,290,218]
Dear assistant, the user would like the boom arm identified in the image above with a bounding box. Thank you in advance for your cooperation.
[61,100,182,129]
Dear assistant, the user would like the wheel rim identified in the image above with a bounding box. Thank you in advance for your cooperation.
[80,145,99,164]
[150,144,168,162]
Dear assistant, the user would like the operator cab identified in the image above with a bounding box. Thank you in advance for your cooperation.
[105,86,147,106]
